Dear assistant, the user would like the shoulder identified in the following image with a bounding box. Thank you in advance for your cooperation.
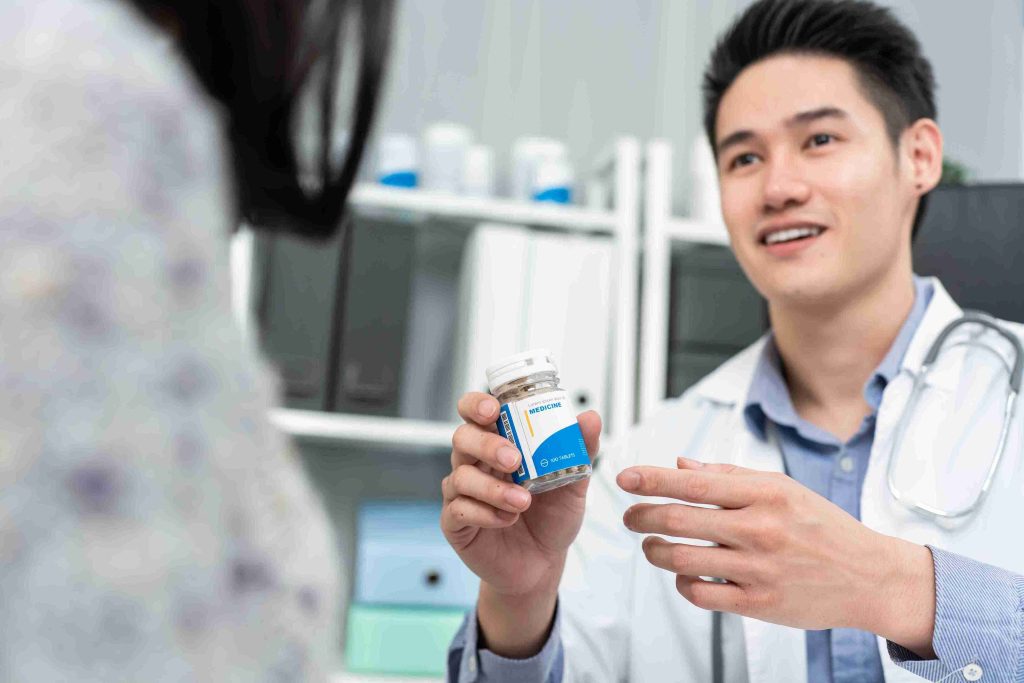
[0,0,192,94]
[0,0,229,236]
[996,317,1024,339]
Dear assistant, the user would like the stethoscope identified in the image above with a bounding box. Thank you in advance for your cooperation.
[886,311,1023,521]
[709,312,1023,682]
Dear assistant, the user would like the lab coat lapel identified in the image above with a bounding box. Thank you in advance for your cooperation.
[863,278,964,682]
[730,405,809,683]
[695,339,808,683]
[694,280,964,683]
[863,277,963,539]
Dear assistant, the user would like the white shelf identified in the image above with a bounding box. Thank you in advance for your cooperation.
[349,184,617,234]
[237,136,640,444]
[665,216,729,246]
[270,409,456,450]
[333,673,442,683]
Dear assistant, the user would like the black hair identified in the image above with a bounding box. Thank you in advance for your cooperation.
[127,0,393,240]
[702,0,937,238]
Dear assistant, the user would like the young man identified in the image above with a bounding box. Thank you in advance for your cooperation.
[441,1,1024,681]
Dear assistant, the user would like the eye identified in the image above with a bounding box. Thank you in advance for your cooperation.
[808,133,834,148]
[728,152,760,170]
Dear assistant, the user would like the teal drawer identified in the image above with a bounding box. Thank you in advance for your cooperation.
[345,604,467,677]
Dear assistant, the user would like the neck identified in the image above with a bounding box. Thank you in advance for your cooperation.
[769,266,916,440]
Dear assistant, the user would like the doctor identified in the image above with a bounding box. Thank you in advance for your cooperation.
[441,0,1024,681]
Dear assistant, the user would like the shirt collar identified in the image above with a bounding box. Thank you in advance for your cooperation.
[743,275,934,440]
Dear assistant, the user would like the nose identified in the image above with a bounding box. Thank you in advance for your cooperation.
[761,155,811,213]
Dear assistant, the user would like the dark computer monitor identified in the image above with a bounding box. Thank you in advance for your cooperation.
[913,184,1024,323]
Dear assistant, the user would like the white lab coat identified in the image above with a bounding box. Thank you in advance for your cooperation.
[559,278,1024,682]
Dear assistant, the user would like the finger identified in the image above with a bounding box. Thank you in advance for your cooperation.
[450,423,522,474]
[577,410,602,457]
[449,464,532,514]
[676,457,752,475]
[441,496,519,535]
[641,537,745,582]
[616,466,758,509]
[675,575,750,614]
[457,392,501,427]
[623,503,741,545]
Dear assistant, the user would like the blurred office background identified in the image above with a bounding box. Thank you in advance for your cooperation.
[376,0,1024,208]
[234,1,1024,679]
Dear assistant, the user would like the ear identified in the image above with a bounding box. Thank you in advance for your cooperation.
[902,118,943,197]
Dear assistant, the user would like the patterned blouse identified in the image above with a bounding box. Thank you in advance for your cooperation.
[0,1,340,681]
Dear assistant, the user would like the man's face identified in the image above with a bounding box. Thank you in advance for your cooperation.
[715,54,918,310]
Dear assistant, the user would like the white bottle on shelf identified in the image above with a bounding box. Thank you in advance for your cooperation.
[510,137,568,201]
[421,122,473,193]
[462,144,495,198]
[377,133,419,188]
[531,156,574,204]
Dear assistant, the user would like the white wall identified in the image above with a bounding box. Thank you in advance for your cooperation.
[886,0,1024,181]
[371,0,1024,214]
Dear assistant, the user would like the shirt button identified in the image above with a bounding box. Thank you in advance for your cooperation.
[839,455,855,473]
[963,663,983,681]
[468,654,478,674]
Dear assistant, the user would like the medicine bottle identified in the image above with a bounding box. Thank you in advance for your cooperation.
[486,349,592,494]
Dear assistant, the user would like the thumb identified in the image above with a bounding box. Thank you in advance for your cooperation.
[577,410,602,458]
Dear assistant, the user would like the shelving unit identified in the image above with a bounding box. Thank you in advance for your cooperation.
[333,672,442,683]
[638,139,727,421]
[348,184,617,233]
[230,136,642,446]
[225,138,642,680]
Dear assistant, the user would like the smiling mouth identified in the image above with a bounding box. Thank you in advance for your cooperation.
[760,225,826,246]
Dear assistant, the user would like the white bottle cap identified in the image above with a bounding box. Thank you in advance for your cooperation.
[485,348,558,395]
[462,144,495,198]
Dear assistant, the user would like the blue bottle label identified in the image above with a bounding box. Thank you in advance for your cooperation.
[494,390,590,483]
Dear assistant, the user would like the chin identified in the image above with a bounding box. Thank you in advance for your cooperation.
[754,268,852,310]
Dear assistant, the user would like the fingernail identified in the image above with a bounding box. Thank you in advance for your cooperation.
[505,488,530,509]
[479,400,496,418]
[622,508,635,530]
[618,471,640,490]
[677,457,704,469]
[497,446,520,470]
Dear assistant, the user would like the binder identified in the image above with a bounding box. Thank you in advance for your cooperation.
[452,223,532,403]
[521,232,614,416]
[668,243,767,396]
[453,224,613,418]
[332,217,416,415]
[670,243,766,348]
[253,229,344,410]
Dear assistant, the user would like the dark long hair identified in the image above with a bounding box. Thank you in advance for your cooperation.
[127,0,393,240]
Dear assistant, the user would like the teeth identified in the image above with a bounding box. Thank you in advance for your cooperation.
[764,226,823,245]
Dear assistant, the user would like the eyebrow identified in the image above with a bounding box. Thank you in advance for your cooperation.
[715,106,850,156]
